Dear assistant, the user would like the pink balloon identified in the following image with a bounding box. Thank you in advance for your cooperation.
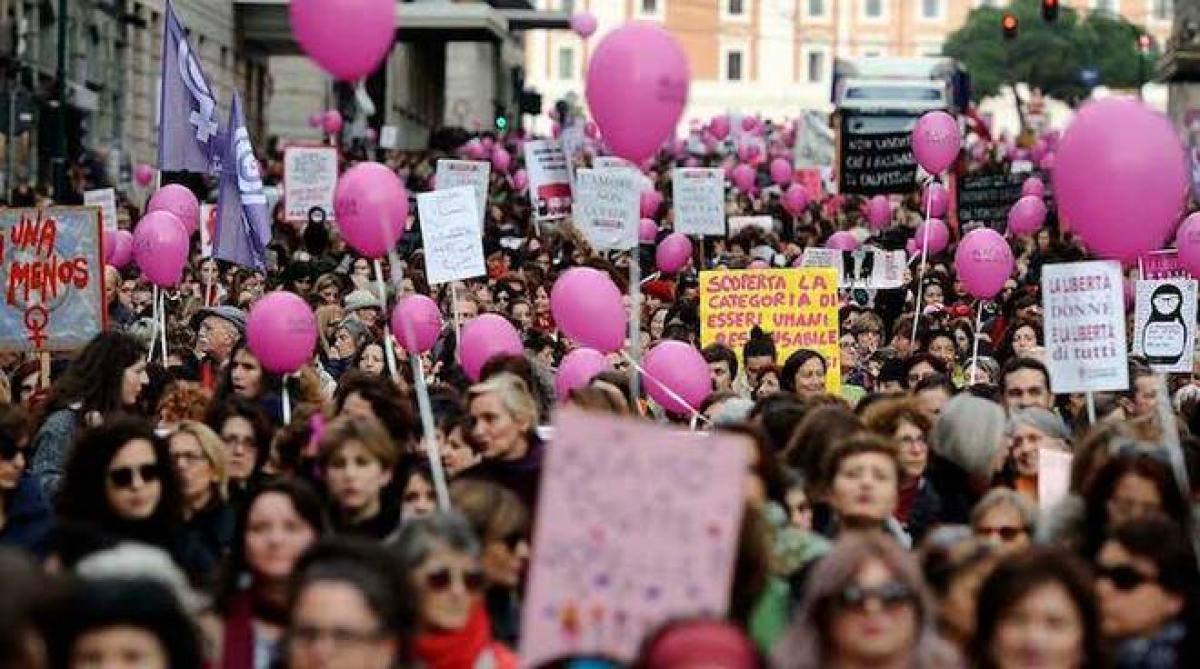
[555,348,610,401]
[570,11,598,38]
[1021,176,1045,198]
[111,230,133,268]
[481,137,495,152]
[289,0,395,81]
[826,231,858,252]
[709,116,730,141]
[656,233,692,273]
[1175,213,1200,278]
[391,294,443,355]
[148,184,199,237]
[643,340,711,415]
[639,218,658,244]
[914,218,950,255]
[741,116,758,133]
[640,189,663,219]
[922,183,949,218]
[1054,98,1188,262]
[865,195,891,231]
[133,164,154,187]
[246,292,318,374]
[748,259,769,269]
[551,268,627,352]
[769,158,793,186]
[334,162,408,257]
[736,142,760,163]
[308,113,323,128]
[782,184,808,216]
[586,23,690,162]
[322,110,343,135]
[464,139,487,161]
[731,164,755,193]
[512,169,528,192]
[911,111,961,175]
[1007,195,1048,236]
[954,228,1014,300]
[459,314,523,382]
[491,147,512,174]
[133,211,189,287]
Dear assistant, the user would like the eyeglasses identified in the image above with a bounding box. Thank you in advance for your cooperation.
[171,451,207,466]
[976,525,1028,542]
[834,581,915,612]
[1096,564,1156,591]
[289,624,385,649]
[107,464,160,489]
[423,567,485,593]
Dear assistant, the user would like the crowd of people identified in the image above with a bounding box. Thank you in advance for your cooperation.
[0,117,1198,669]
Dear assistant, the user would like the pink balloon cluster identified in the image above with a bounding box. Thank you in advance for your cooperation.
[133,212,189,287]
[247,292,318,374]
[781,185,808,216]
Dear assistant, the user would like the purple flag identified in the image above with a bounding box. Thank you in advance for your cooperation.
[214,93,271,271]
[158,0,219,173]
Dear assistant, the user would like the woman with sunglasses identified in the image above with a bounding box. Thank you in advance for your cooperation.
[395,512,518,669]
[970,488,1037,556]
[772,533,956,669]
[317,415,401,541]
[169,420,235,560]
[0,405,52,555]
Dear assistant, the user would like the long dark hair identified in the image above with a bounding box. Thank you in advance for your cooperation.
[204,396,275,477]
[43,331,144,417]
[1082,453,1191,560]
[212,339,283,405]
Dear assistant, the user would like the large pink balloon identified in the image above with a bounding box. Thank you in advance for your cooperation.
[290,0,395,81]
[391,295,443,355]
[1007,195,1047,236]
[491,147,512,174]
[147,184,199,237]
[334,162,408,257]
[111,230,133,269]
[643,340,711,415]
[955,228,1014,300]
[922,183,949,218]
[1175,213,1200,278]
[826,231,858,251]
[640,189,663,218]
[731,164,755,193]
[586,23,690,162]
[555,348,610,401]
[1021,176,1045,198]
[656,233,692,273]
[769,158,792,186]
[133,211,189,287]
[551,268,626,352]
[459,314,523,382]
[709,116,730,141]
[911,111,961,175]
[322,110,343,136]
[782,184,809,216]
[134,164,154,187]
[914,218,950,255]
[247,292,318,374]
[570,11,597,37]
[639,218,658,244]
[1053,99,1188,262]
[866,195,891,231]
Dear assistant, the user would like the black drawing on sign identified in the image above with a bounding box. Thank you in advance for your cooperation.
[1142,283,1187,366]
[840,249,876,288]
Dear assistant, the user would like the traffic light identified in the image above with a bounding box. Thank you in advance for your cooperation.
[1002,13,1019,41]
[1041,0,1058,23]
[495,115,508,131]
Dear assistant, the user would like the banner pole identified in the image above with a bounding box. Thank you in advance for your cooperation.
[970,299,984,386]
[373,258,399,382]
[628,250,641,410]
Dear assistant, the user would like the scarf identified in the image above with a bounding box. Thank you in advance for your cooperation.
[412,603,516,669]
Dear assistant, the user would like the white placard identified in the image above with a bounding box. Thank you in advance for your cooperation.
[435,160,490,229]
[728,215,775,236]
[1037,448,1073,513]
[1133,278,1198,374]
[572,168,639,252]
[523,139,573,221]
[379,125,399,149]
[672,168,726,237]
[1041,261,1129,393]
[85,188,118,232]
[417,186,485,286]
[283,145,338,223]
[595,156,653,192]
[801,248,907,289]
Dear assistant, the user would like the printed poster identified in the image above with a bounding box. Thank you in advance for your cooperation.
[84,188,118,232]
[0,208,105,352]
[699,268,841,393]
[572,168,639,252]
[435,159,490,229]
[672,168,726,237]
[1132,278,1197,374]
[801,247,907,289]
[283,145,338,223]
[520,408,747,667]
[1041,261,1129,393]
[524,139,573,221]
[417,186,486,286]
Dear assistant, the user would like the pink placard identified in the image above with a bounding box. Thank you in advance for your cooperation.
[519,409,748,666]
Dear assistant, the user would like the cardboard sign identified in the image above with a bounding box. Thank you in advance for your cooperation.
[1038,448,1073,513]
[699,268,841,393]
[1133,278,1198,374]
[524,139,573,221]
[435,160,490,229]
[199,203,217,258]
[801,247,907,289]
[283,145,338,223]
[672,168,726,237]
[1041,261,1129,393]
[728,216,774,237]
[1140,250,1187,280]
[0,208,105,352]
[379,125,399,150]
[957,170,1054,230]
[417,186,485,285]
[519,408,747,667]
[572,168,639,252]
[84,188,118,232]
[838,114,917,196]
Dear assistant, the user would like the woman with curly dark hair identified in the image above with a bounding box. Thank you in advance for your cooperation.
[205,397,275,504]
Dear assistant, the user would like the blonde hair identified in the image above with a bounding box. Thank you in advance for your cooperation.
[173,420,230,501]
[318,414,399,471]
[467,372,538,432]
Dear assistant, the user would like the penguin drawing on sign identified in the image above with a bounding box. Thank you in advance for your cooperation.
[1142,283,1188,367]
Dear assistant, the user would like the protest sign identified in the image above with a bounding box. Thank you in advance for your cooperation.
[728,216,774,237]
[838,114,917,196]
[435,160,490,229]
[801,247,907,289]
[1133,278,1198,374]
[1140,250,1187,280]
[199,203,217,258]
[672,168,726,237]
[283,145,338,223]
[794,109,835,169]
[84,188,118,232]
[1038,448,1073,513]
[572,168,639,252]
[595,156,653,191]
[520,408,747,666]
[957,170,1054,230]
[699,268,841,392]
[1041,261,1128,393]
[379,125,398,150]
[417,186,485,286]
[0,208,105,352]
[524,139,572,221]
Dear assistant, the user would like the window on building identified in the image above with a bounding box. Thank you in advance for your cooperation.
[807,50,825,83]
[922,0,940,18]
[642,0,659,14]
[726,50,744,81]
[864,0,883,19]
[557,47,575,81]
[808,0,825,17]
[728,0,746,16]
[1152,0,1171,20]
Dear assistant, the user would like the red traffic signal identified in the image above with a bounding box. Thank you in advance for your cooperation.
[1042,0,1058,22]
[1002,13,1019,40]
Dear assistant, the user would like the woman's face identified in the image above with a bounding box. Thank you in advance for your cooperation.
[830,452,898,526]
[649,309,668,341]
[0,442,24,492]
[893,420,928,480]
[221,416,259,483]
[414,543,483,631]
[334,328,359,359]
[974,503,1032,555]
[786,487,812,531]
[840,335,859,369]
[325,441,391,520]
[439,425,480,477]
[755,371,781,399]
[287,581,395,669]
[795,356,826,396]
[71,626,168,669]
[469,392,528,461]
[511,302,533,331]
[1009,423,1064,479]
[231,349,264,399]
[827,558,918,665]
[401,472,437,519]
[358,344,386,375]
[907,360,936,387]
[482,530,529,590]
[199,260,218,283]
[245,491,318,582]
[169,432,215,507]
[928,336,956,368]
[104,439,162,521]
[353,259,371,278]
[991,583,1084,669]
[924,283,944,305]
[1106,473,1163,527]
[1036,229,1051,252]
[1013,326,1038,358]
[533,286,551,314]
[121,360,149,407]
[319,283,341,306]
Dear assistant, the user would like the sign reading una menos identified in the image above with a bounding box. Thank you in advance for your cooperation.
[699,268,841,393]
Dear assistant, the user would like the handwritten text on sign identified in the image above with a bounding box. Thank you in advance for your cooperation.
[573,168,639,252]
[672,168,726,237]
[0,208,104,352]
[699,268,841,392]
[417,186,486,286]
[1041,261,1129,393]
[435,160,490,229]
[283,146,338,223]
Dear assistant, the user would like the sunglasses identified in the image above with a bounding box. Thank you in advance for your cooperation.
[977,525,1027,542]
[107,464,160,489]
[424,567,485,593]
[1096,564,1155,591]
[835,581,915,612]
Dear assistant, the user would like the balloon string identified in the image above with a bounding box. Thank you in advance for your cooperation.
[911,174,936,342]
[159,289,168,364]
[147,286,158,363]
[410,353,453,511]
[282,382,292,426]
[620,351,711,426]
[970,300,984,386]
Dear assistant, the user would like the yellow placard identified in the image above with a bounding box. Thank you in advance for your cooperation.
[699,268,841,393]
